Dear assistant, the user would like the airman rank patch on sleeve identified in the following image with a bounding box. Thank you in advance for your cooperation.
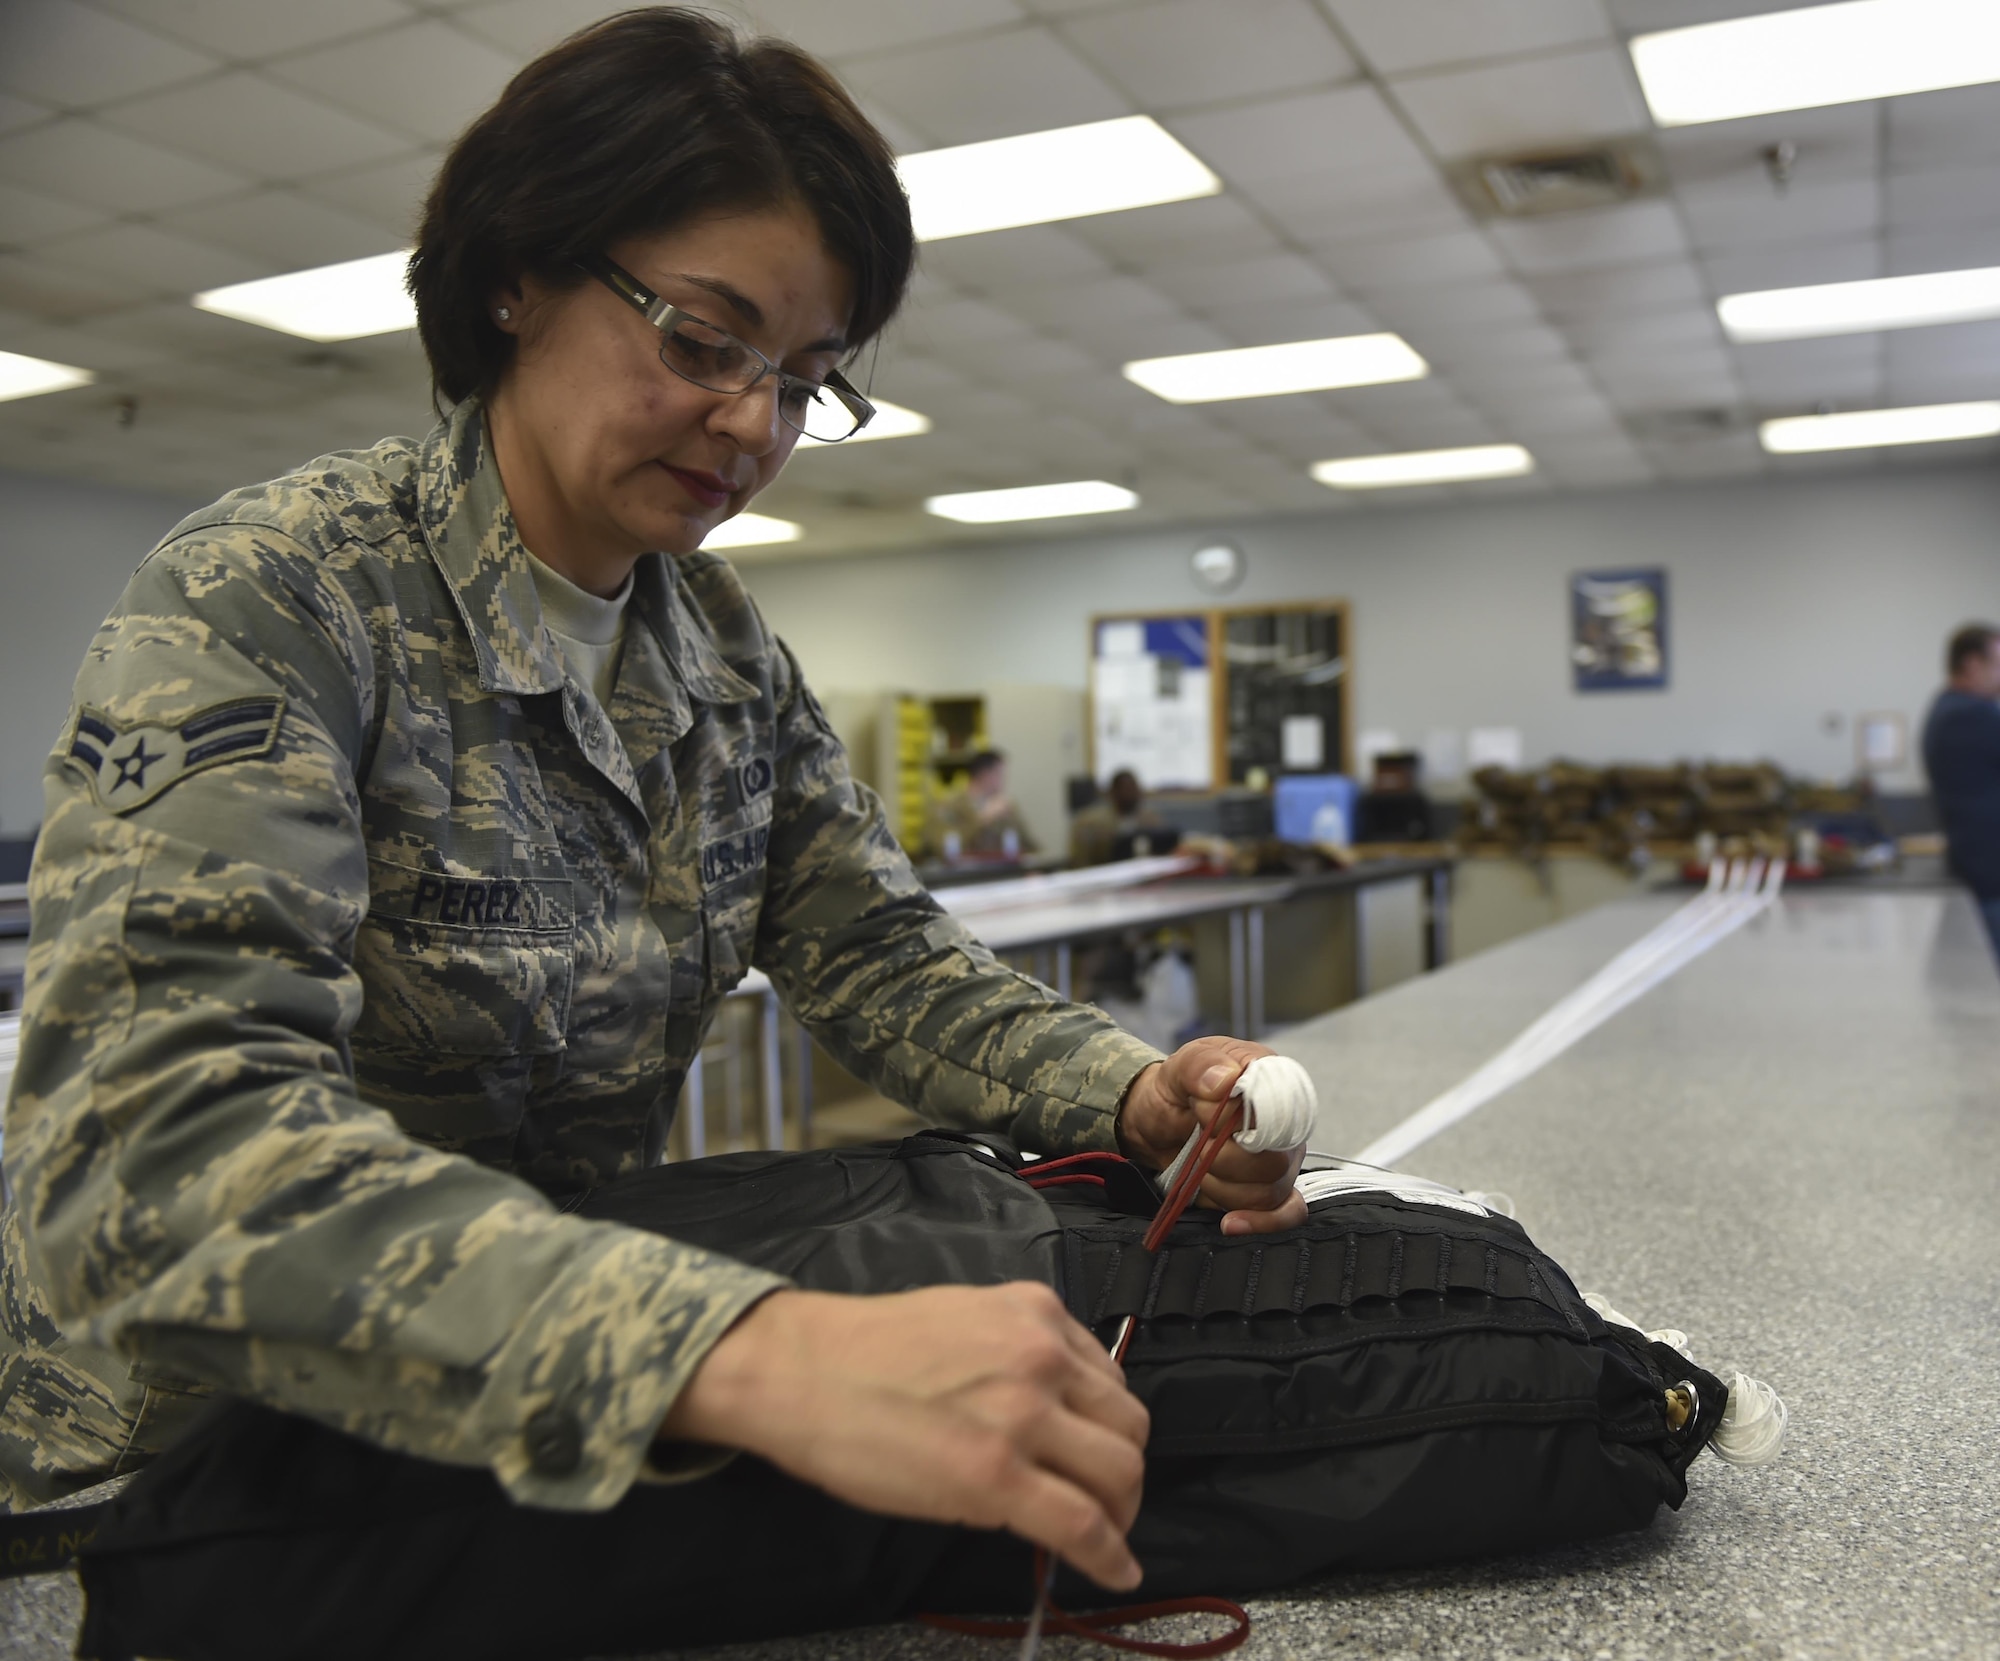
[64,695,286,814]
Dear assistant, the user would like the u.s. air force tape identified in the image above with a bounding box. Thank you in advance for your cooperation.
[64,695,285,814]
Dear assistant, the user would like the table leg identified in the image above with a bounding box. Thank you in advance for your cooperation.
[1055,941,1072,1001]
[684,1051,706,1160]
[761,986,784,1150]
[1247,906,1266,1039]
[1427,865,1452,971]
[793,1019,815,1151]
[1228,908,1248,1037]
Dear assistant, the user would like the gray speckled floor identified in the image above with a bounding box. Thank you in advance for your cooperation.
[7,889,1997,1659]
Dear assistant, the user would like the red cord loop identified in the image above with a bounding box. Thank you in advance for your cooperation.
[922,1105,1256,1655]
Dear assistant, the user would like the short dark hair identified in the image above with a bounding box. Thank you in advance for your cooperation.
[1948,623,2000,674]
[966,750,1006,781]
[410,7,913,405]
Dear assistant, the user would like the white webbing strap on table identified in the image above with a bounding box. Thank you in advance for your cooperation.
[1355,859,1784,1171]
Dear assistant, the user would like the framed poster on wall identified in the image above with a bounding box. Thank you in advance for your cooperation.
[1571,568,1668,692]
[1091,614,1215,790]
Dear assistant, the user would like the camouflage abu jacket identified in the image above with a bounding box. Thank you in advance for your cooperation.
[0,396,1163,1512]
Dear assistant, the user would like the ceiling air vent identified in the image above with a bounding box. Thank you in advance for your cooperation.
[1452,137,1666,219]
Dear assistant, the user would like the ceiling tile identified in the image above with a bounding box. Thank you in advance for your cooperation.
[1888,227,2000,276]
[0,0,216,111]
[0,249,154,321]
[0,117,246,214]
[1255,170,1471,246]
[159,190,405,270]
[1887,82,2000,175]
[1315,229,1509,293]
[1089,313,1234,362]
[1488,200,1689,275]
[87,0,410,59]
[1523,259,1708,321]
[99,71,412,183]
[998,274,1183,335]
[916,225,1114,292]
[1391,46,1649,161]
[0,177,107,244]
[39,220,270,296]
[1363,278,1545,333]
[1147,253,1339,314]
[1702,240,1881,294]
[1885,320,2000,373]
[1060,0,1357,111]
[1562,306,1723,356]
[840,25,1127,146]
[939,333,1101,384]
[1653,102,1876,189]
[451,0,656,58]
[263,20,523,146]
[1646,430,1766,480]
[1167,84,1428,189]
[293,151,441,240]
[1887,167,2000,236]
[1065,193,1283,264]
[1491,390,1628,436]
[1734,336,1883,409]
[1324,0,1610,77]
[1678,177,1880,254]
[1222,296,1381,347]
[742,0,1026,61]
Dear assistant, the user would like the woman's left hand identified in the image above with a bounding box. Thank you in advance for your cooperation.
[1114,1039,1309,1235]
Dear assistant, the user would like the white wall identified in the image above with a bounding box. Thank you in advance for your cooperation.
[743,464,2000,794]
[0,469,201,835]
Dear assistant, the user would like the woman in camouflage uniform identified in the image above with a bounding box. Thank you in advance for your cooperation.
[0,8,1306,1594]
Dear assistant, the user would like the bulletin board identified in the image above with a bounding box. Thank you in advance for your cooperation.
[1090,613,1216,790]
[1219,601,1349,785]
[1088,601,1349,789]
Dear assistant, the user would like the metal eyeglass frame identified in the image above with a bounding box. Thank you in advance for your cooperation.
[582,255,876,443]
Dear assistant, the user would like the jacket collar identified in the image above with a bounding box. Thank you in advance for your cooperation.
[413,396,758,712]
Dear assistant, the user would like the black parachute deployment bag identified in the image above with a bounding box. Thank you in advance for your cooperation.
[63,1133,1730,1661]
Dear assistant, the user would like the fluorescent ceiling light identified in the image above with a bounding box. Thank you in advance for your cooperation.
[1311,445,1534,490]
[793,398,931,450]
[1123,334,1428,404]
[702,512,803,548]
[1759,401,2000,453]
[925,480,1138,523]
[1631,0,2000,126]
[0,350,95,403]
[194,249,415,341]
[899,116,1219,242]
[1718,267,2000,342]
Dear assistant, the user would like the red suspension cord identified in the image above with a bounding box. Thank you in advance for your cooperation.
[924,1100,1254,1657]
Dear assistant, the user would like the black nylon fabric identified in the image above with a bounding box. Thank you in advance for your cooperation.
[71,1135,1725,1661]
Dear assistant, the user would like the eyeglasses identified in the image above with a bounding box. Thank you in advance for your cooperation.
[583,256,875,444]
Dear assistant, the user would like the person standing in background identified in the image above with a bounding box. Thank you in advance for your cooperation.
[1070,769,1167,866]
[1921,623,2000,958]
[931,749,1038,859]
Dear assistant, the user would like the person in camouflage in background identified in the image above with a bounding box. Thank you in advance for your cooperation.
[0,9,1306,1595]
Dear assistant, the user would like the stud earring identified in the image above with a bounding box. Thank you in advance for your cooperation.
[496,307,511,321]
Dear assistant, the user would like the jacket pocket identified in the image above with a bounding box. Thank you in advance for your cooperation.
[350,857,576,1153]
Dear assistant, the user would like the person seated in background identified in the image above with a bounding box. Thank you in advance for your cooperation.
[930,748,1039,859]
[1070,769,1169,866]
[1921,622,2000,957]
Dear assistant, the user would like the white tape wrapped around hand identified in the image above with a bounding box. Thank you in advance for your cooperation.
[1230,1055,1317,1152]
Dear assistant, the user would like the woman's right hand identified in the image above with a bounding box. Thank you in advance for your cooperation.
[659,1282,1149,1590]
